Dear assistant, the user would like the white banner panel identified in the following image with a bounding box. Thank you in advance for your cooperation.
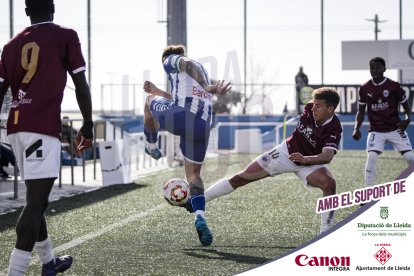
[342,40,414,70]
[402,70,414,83]
[238,171,414,275]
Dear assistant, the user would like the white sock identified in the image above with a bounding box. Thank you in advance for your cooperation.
[34,236,54,265]
[7,248,32,276]
[402,151,414,164]
[320,210,336,233]
[146,142,158,150]
[365,151,379,187]
[204,178,235,202]
[195,210,205,218]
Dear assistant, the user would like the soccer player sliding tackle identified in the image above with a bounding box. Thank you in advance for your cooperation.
[185,87,342,234]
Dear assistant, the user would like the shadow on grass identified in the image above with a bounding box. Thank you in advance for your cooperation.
[0,182,147,233]
[182,246,294,265]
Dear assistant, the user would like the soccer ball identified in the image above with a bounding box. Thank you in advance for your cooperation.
[163,178,190,206]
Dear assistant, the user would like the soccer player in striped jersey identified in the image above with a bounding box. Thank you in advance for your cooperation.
[143,44,231,246]
[353,57,414,187]
[0,0,93,275]
[204,87,342,234]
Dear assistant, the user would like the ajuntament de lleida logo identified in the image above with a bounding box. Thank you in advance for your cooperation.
[380,206,389,219]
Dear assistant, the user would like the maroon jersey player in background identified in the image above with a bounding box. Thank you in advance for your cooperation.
[0,0,93,275]
[201,87,342,234]
[352,57,414,188]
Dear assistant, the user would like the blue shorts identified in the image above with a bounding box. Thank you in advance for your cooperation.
[150,97,211,163]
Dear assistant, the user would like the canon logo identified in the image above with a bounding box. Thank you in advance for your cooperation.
[295,254,350,267]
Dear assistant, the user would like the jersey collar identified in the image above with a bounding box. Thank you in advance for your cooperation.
[371,77,387,86]
[31,21,54,26]
[315,114,334,127]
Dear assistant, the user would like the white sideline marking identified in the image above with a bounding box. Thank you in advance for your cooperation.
[30,204,165,266]
[54,204,164,253]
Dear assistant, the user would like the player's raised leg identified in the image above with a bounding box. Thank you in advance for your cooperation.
[143,95,163,160]
[205,160,269,202]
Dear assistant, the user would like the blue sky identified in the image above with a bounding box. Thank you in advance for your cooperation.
[1,0,413,113]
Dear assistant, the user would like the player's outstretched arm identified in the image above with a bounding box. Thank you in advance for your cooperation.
[71,71,93,152]
[143,81,172,100]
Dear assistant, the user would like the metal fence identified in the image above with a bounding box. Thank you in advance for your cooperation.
[2,118,174,199]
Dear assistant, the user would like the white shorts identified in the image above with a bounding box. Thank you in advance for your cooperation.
[366,130,412,153]
[255,141,326,186]
[8,132,61,181]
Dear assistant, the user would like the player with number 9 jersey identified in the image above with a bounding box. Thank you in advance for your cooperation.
[0,1,92,275]
[0,22,86,138]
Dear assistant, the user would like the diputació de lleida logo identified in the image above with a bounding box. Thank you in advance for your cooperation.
[380,206,389,219]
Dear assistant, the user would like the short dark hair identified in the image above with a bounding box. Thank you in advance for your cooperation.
[369,57,386,68]
[313,87,340,109]
[25,0,54,16]
[162,44,186,61]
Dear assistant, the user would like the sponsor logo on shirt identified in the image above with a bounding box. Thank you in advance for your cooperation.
[371,101,389,111]
[18,89,26,99]
[297,121,317,147]
[11,89,32,108]
[192,86,212,100]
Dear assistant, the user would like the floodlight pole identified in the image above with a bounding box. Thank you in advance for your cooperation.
[399,0,403,82]
[321,0,324,85]
[8,0,18,199]
[167,0,187,47]
[87,0,92,91]
[9,0,13,38]
[243,0,247,114]
[399,0,402,39]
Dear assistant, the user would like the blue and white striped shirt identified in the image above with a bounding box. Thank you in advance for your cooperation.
[163,54,213,121]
